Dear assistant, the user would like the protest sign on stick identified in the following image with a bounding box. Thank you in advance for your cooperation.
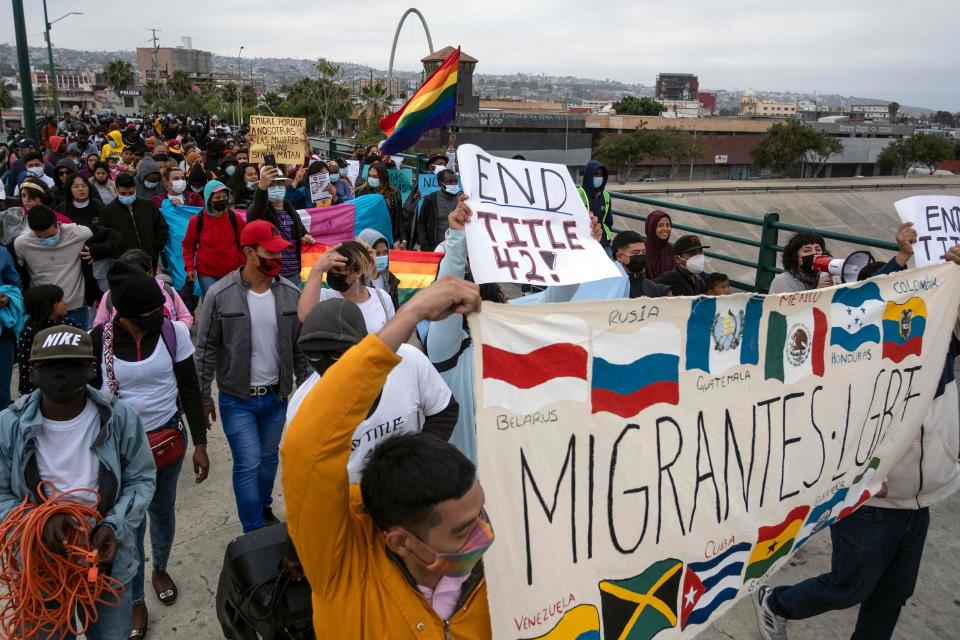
[457,144,619,285]
[895,195,960,267]
[308,171,331,202]
[248,115,307,164]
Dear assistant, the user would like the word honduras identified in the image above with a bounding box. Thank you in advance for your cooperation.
[457,144,619,286]
[895,195,960,267]
[468,263,960,639]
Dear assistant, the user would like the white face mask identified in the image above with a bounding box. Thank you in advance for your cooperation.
[26,166,44,178]
[685,254,707,274]
[144,179,158,189]
[171,179,187,194]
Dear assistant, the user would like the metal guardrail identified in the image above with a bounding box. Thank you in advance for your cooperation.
[307,137,429,172]
[609,192,899,293]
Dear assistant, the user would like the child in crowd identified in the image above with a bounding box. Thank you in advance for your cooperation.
[16,284,81,396]
[705,272,731,296]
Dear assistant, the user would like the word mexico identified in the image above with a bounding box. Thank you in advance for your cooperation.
[469,263,960,639]
[458,144,619,286]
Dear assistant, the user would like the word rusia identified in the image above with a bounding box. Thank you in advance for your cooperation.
[468,263,960,639]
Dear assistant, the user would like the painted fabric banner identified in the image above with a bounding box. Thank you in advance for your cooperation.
[468,263,960,639]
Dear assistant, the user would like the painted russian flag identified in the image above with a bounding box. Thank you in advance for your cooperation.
[480,312,590,414]
[591,322,680,418]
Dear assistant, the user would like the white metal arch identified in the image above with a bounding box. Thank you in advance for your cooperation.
[388,8,434,83]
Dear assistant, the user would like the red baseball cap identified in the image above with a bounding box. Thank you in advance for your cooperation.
[240,220,292,252]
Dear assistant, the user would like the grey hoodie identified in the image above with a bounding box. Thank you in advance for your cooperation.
[135,156,165,200]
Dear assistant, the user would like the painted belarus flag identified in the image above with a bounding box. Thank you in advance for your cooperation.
[830,282,884,352]
[686,295,763,374]
[480,313,589,414]
[838,457,881,520]
[764,308,827,383]
[680,541,750,630]
[591,323,680,418]
[743,505,810,581]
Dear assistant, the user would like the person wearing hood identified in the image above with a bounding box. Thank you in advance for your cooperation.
[100,130,125,162]
[181,181,246,295]
[91,161,117,206]
[612,230,670,298]
[99,173,169,270]
[219,155,239,181]
[416,169,461,251]
[135,156,165,201]
[79,152,100,180]
[358,228,400,310]
[578,160,613,250]
[44,135,67,167]
[644,210,675,280]
[51,157,79,204]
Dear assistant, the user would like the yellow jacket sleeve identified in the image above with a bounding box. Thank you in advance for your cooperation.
[280,334,401,593]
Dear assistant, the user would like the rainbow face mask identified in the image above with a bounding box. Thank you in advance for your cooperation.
[415,515,495,578]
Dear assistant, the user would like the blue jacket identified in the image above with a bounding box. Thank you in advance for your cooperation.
[0,388,156,584]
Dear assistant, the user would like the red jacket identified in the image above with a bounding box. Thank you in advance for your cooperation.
[153,191,204,208]
[181,210,246,278]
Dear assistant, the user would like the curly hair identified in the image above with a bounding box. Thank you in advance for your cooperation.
[781,231,828,271]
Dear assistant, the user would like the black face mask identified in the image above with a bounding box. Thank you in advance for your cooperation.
[32,362,94,405]
[307,350,346,376]
[627,254,647,275]
[129,310,164,334]
[210,199,228,212]
[800,254,818,274]
[326,271,351,292]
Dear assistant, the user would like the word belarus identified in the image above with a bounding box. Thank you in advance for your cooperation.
[469,263,960,639]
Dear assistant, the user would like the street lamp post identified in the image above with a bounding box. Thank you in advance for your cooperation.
[42,1,83,119]
[236,46,244,126]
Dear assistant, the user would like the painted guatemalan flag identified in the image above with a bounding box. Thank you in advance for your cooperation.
[686,296,763,374]
[764,308,828,383]
[680,542,750,631]
[480,313,589,415]
[378,47,459,155]
[591,323,680,418]
[882,297,927,363]
[830,282,884,351]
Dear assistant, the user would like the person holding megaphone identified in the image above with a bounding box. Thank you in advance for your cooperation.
[768,231,834,294]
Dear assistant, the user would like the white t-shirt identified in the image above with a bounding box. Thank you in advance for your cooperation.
[36,399,101,508]
[103,322,194,431]
[287,344,451,482]
[247,289,280,386]
[319,286,395,334]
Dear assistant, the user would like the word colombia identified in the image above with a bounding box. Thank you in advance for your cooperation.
[472,263,960,639]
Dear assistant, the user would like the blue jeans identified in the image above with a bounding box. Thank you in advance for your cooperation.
[770,505,930,640]
[218,390,287,533]
[41,580,132,639]
[132,430,186,604]
[0,328,14,408]
[198,274,221,296]
[65,306,91,331]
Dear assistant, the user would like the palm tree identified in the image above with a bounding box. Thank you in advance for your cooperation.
[168,70,191,100]
[359,81,389,132]
[0,83,14,111]
[142,80,168,108]
[104,59,134,97]
[887,101,900,124]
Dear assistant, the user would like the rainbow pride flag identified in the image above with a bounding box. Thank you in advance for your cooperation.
[300,247,442,305]
[379,47,459,155]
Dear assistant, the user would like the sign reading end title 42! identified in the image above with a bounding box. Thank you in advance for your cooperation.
[249,115,307,164]
[457,144,620,286]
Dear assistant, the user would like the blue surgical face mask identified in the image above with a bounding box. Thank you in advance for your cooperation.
[593,176,604,189]
[267,185,286,201]
[37,232,60,247]
[118,194,136,206]
[443,184,459,195]
[375,255,389,273]
[143,179,158,189]
[224,165,237,176]
[330,174,340,183]
[245,181,257,190]
[367,177,380,189]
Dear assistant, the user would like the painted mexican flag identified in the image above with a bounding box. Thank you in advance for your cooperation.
[764,308,827,383]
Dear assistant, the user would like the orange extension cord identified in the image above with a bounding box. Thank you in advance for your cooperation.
[0,484,124,639]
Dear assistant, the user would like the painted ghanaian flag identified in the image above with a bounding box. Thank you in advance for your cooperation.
[392,250,443,304]
[744,505,811,581]
[378,47,459,155]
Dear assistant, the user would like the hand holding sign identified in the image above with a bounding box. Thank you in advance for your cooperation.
[309,171,331,201]
[894,195,960,266]
[456,144,619,285]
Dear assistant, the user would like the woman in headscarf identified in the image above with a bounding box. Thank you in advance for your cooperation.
[644,210,675,280]
[79,152,100,180]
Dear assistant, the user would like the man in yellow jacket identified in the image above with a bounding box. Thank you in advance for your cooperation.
[281,276,492,639]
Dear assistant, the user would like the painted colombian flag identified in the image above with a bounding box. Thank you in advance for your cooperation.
[591,323,680,418]
[882,297,926,363]
[379,48,459,155]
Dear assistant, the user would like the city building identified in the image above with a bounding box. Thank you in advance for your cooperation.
[738,90,798,117]
[849,104,890,120]
[655,73,699,101]
[136,44,213,81]
[697,92,717,115]
[352,76,407,99]
[422,47,479,113]
[658,100,703,118]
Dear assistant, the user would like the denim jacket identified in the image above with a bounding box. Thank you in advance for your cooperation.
[0,387,156,584]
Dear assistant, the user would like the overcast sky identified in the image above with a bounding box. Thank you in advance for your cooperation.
[2,0,958,110]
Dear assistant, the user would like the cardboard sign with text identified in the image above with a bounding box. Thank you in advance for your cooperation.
[457,144,619,285]
[895,195,960,267]
[248,115,307,164]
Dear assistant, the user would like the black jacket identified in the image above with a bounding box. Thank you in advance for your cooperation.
[655,268,708,296]
[355,186,406,247]
[628,273,670,298]
[416,190,453,251]
[99,196,170,267]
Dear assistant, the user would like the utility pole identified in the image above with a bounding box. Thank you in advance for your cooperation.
[147,28,161,81]
[236,46,244,127]
[11,0,37,140]
[42,0,58,118]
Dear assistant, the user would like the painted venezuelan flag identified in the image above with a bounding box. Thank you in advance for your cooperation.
[378,47,459,155]
[882,297,926,363]
[525,604,600,640]
[391,250,443,304]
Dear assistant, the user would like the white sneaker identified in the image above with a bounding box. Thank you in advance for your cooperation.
[755,584,788,640]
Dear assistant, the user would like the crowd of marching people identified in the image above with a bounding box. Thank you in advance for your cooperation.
[0,110,957,640]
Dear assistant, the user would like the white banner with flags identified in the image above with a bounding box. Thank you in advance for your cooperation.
[468,263,960,639]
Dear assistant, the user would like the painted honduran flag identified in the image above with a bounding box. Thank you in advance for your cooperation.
[764,308,827,384]
[830,282,884,351]
[591,323,680,418]
[481,313,589,415]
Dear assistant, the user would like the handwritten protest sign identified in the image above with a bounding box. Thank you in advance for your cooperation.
[469,263,960,638]
[416,172,463,213]
[895,195,960,267]
[388,167,414,206]
[308,171,331,202]
[457,144,619,285]
[248,115,307,164]
[346,160,360,187]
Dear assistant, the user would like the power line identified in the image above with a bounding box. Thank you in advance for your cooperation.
[146,27,160,81]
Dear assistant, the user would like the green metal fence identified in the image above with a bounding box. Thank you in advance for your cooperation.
[307,137,429,172]
[608,192,899,293]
